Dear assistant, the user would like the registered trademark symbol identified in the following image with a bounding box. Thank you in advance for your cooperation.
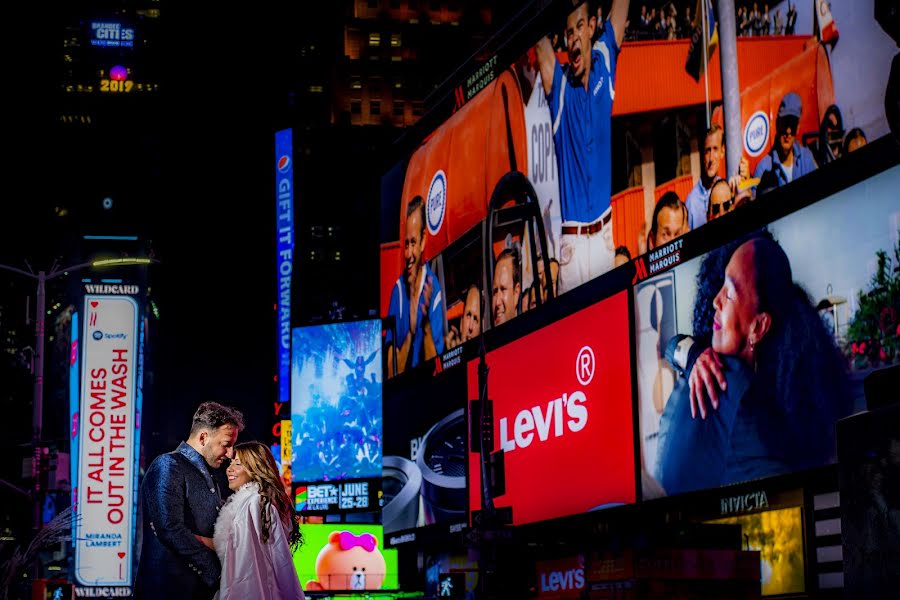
[576,346,595,385]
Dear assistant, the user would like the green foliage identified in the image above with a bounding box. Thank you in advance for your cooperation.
[845,233,900,369]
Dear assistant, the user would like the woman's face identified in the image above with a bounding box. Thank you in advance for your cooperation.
[712,242,762,362]
[226,454,253,491]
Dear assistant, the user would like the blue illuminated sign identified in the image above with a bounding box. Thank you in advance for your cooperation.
[275,129,294,408]
[90,22,135,48]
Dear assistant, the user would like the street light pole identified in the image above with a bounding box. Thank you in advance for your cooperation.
[0,257,156,532]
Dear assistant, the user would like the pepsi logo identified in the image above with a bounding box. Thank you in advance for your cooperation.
[277,155,291,173]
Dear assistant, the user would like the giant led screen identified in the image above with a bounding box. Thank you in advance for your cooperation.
[706,507,806,596]
[382,367,468,539]
[293,524,399,592]
[467,290,635,525]
[380,0,894,380]
[638,164,900,499]
[291,320,382,512]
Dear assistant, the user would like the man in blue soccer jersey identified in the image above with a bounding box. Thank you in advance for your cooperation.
[536,0,629,293]
[386,195,445,377]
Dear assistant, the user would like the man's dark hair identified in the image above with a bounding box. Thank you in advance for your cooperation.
[406,195,426,236]
[648,191,687,245]
[495,247,521,288]
[615,245,632,261]
[190,402,245,436]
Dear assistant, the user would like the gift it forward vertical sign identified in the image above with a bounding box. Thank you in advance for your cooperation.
[75,295,140,586]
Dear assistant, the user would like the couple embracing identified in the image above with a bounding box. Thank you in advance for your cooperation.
[134,402,305,599]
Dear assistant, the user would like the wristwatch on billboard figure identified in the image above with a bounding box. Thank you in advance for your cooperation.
[417,408,467,525]
[382,455,421,534]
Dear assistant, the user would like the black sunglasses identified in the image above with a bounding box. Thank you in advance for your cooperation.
[710,199,734,216]
[777,116,799,134]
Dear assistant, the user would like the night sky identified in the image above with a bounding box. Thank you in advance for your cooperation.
[2,2,293,461]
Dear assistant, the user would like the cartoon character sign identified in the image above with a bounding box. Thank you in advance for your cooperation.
[305,531,387,591]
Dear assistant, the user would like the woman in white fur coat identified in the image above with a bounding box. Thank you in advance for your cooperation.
[198,441,305,599]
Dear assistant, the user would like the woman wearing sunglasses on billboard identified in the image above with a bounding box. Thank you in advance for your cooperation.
[196,441,306,599]
[654,235,852,496]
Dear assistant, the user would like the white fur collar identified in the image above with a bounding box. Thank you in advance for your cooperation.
[213,482,259,561]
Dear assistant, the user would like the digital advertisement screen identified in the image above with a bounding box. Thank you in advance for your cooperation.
[291,320,382,497]
[293,524,398,592]
[638,164,900,499]
[706,507,805,596]
[380,0,894,380]
[468,290,635,525]
[382,368,467,537]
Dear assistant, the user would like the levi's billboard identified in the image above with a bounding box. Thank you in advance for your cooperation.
[535,555,586,599]
[467,291,635,526]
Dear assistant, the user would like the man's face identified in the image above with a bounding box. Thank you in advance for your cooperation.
[404,209,425,289]
[776,115,799,159]
[461,287,481,342]
[199,424,237,468]
[708,183,734,220]
[703,131,724,183]
[565,5,595,81]
[492,258,520,327]
[652,206,687,249]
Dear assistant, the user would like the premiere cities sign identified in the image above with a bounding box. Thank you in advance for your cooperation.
[75,295,140,586]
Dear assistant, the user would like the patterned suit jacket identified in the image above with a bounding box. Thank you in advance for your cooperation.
[134,442,224,599]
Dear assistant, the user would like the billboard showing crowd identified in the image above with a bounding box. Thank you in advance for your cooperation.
[380,0,895,382]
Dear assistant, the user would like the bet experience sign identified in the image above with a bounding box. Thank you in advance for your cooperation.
[75,295,140,586]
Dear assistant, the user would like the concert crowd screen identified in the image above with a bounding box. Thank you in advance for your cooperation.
[290,320,382,512]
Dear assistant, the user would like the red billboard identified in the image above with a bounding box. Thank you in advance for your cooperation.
[467,291,635,525]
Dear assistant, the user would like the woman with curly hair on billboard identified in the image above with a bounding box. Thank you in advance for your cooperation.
[655,235,853,496]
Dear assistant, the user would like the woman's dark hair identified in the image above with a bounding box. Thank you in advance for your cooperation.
[743,236,852,467]
[233,441,304,551]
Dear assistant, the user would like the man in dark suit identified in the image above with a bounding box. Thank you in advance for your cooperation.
[134,402,244,599]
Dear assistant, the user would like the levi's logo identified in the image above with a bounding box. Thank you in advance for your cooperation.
[499,392,588,452]
[540,568,585,592]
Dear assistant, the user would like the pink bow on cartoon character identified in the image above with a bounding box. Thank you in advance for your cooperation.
[338,531,376,552]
